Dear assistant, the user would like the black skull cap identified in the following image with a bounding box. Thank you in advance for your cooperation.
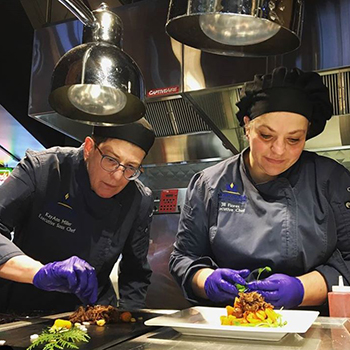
[93,118,155,154]
[236,66,333,139]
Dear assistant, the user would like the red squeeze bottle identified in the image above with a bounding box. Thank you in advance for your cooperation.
[328,276,350,317]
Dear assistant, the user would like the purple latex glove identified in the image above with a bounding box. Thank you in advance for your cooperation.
[247,273,304,309]
[33,256,98,305]
[204,268,250,304]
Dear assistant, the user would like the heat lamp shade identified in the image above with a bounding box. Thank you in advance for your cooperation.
[166,0,304,57]
[49,41,146,125]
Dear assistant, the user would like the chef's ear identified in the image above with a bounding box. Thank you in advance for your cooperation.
[84,136,94,161]
[243,116,251,126]
[243,116,251,137]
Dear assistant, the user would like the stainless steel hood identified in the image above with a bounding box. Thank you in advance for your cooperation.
[28,0,350,164]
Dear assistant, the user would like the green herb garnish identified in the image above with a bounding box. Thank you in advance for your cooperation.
[256,266,272,281]
[27,326,90,350]
[235,283,247,293]
[235,266,272,293]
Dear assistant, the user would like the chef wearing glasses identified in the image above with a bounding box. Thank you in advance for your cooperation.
[0,118,155,313]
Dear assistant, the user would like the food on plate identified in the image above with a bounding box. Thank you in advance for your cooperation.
[69,305,137,325]
[26,319,90,350]
[220,291,286,327]
[120,311,133,323]
[26,306,139,350]
[96,318,106,327]
[52,319,72,330]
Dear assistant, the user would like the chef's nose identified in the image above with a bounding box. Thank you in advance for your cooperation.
[111,166,125,180]
[271,138,286,155]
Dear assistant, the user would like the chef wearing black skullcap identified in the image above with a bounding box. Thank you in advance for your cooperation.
[235,66,333,139]
[170,67,350,313]
[0,118,155,313]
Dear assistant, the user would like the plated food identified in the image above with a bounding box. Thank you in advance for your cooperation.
[145,306,319,342]
[26,305,139,350]
[27,319,89,350]
[221,291,286,327]
[69,305,136,325]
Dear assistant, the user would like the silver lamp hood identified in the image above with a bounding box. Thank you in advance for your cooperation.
[49,1,146,125]
[165,0,304,57]
[28,0,350,164]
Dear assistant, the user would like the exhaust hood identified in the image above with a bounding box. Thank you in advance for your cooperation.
[184,66,350,153]
[28,0,350,165]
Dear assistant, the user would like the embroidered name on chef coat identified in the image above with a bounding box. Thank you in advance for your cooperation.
[37,193,77,233]
[219,183,247,213]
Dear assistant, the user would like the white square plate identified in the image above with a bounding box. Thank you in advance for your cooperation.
[145,307,319,342]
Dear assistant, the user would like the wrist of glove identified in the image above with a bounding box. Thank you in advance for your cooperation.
[33,256,98,305]
[204,268,250,304]
[247,273,304,309]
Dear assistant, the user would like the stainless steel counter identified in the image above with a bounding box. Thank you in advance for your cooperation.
[1,312,349,350]
[108,317,350,350]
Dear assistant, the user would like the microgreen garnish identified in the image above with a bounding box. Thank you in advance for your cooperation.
[256,266,272,281]
[235,266,272,293]
[27,326,90,350]
[236,283,247,293]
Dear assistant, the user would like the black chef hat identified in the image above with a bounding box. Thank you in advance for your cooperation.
[92,118,155,154]
[236,66,333,139]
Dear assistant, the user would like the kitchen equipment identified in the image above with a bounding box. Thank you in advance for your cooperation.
[328,275,350,317]
[49,1,145,125]
[158,189,179,213]
[145,307,319,342]
[28,1,350,162]
[166,0,304,57]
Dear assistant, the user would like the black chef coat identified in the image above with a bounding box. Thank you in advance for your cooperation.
[170,150,350,305]
[0,145,153,313]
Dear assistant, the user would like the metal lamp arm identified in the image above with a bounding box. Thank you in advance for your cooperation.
[57,0,96,27]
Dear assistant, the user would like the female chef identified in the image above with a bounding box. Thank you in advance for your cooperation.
[0,118,155,313]
[169,66,350,311]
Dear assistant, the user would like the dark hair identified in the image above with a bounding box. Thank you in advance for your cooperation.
[91,135,108,146]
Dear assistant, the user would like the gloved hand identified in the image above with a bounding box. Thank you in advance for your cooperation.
[33,256,98,305]
[204,268,250,304]
[247,273,304,309]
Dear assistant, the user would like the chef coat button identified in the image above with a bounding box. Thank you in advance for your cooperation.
[347,187,350,192]
[345,201,350,209]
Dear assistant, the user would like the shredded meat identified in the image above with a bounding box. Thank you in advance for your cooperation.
[69,305,120,324]
[231,292,273,318]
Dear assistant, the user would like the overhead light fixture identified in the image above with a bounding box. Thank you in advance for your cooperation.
[166,0,304,57]
[49,1,145,125]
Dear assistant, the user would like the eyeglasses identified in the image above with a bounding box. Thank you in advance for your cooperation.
[94,143,141,180]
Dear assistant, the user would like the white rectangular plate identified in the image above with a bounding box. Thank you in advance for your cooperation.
[145,307,319,342]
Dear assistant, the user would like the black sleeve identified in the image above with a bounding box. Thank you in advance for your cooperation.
[169,172,218,304]
[315,163,350,289]
[0,234,24,266]
[0,151,37,264]
[118,188,153,309]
